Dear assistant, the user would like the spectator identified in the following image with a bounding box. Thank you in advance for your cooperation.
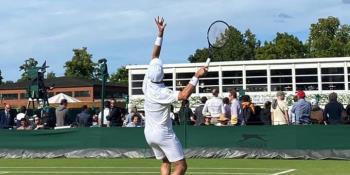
[16,106,27,127]
[310,99,324,124]
[17,118,31,130]
[260,101,271,125]
[291,90,311,124]
[108,99,123,127]
[202,88,224,124]
[271,91,289,125]
[289,95,299,124]
[76,105,92,127]
[55,99,68,127]
[98,101,111,127]
[324,92,344,124]
[194,96,207,126]
[216,115,229,126]
[223,97,231,123]
[200,112,213,126]
[124,106,142,126]
[228,90,240,126]
[178,100,195,125]
[0,104,14,129]
[344,104,350,124]
[239,95,255,125]
[170,105,180,125]
[32,116,45,130]
[126,114,141,127]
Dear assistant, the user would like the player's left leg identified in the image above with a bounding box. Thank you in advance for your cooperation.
[161,158,171,175]
[172,158,187,175]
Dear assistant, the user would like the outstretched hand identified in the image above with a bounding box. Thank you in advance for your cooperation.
[155,16,166,36]
[195,67,208,78]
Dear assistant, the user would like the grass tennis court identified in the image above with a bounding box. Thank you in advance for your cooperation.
[0,158,349,175]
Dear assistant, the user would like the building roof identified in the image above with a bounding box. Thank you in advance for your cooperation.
[0,77,127,90]
[126,57,350,69]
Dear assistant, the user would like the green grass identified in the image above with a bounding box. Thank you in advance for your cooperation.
[0,158,349,175]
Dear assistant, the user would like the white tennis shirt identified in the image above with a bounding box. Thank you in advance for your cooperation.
[143,58,179,133]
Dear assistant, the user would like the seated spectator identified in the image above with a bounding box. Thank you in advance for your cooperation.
[178,100,196,125]
[32,116,45,130]
[260,101,271,125]
[271,91,289,125]
[324,92,344,124]
[17,118,32,130]
[200,112,213,126]
[239,95,255,125]
[194,96,207,126]
[291,90,311,125]
[16,106,27,127]
[310,99,324,124]
[124,106,142,126]
[216,115,229,126]
[76,105,92,127]
[126,114,141,127]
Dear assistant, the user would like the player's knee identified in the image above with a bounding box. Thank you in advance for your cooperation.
[175,159,187,173]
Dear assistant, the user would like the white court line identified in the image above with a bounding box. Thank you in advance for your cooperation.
[0,172,270,175]
[0,172,8,174]
[0,167,285,170]
[271,169,296,175]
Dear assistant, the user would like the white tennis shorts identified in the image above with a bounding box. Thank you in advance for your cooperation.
[144,130,184,162]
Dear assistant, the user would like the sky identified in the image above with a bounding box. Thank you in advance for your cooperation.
[0,0,350,81]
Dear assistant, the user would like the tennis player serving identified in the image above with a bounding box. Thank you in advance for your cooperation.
[143,16,208,175]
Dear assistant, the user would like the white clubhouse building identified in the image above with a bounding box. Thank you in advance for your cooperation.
[126,57,350,104]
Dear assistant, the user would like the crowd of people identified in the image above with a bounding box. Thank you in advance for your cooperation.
[0,88,349,130]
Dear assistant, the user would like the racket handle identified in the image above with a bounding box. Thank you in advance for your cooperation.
[205,58,211,67]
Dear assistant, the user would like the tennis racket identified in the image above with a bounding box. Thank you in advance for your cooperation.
[205,20,230,67]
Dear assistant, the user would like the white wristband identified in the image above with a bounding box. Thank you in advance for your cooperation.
[189,76,199,86]
[155,36,163,46]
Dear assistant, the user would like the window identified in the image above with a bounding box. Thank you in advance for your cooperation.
[131,74,144,95]
[246,70,267,92]
[321,67,344,90]
[56,91,73,96]
[75,91,90,97]
[176,72,193,90]
[163,73,173,88]
[20,93,27,99]
[270,69,292,91]
[222,71,243,92]
[2,93,18,100]
[199,72,219,93]
[295,68,318,91]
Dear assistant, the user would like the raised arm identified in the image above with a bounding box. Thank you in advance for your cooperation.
[178,67,208,101]
[152,16,166,60]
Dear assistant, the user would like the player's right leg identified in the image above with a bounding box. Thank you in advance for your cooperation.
[172,158,187,175]
[161,158,171,175]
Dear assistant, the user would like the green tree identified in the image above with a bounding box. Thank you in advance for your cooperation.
[109,66,128,85]
[308,16,350,57]
[18,58,38,82]
[46,71,56,79]
[64,47,97,79]
[188,26,259,62]
[256,32,307,60]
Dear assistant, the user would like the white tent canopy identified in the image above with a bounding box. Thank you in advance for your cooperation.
[48,93,81,104]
